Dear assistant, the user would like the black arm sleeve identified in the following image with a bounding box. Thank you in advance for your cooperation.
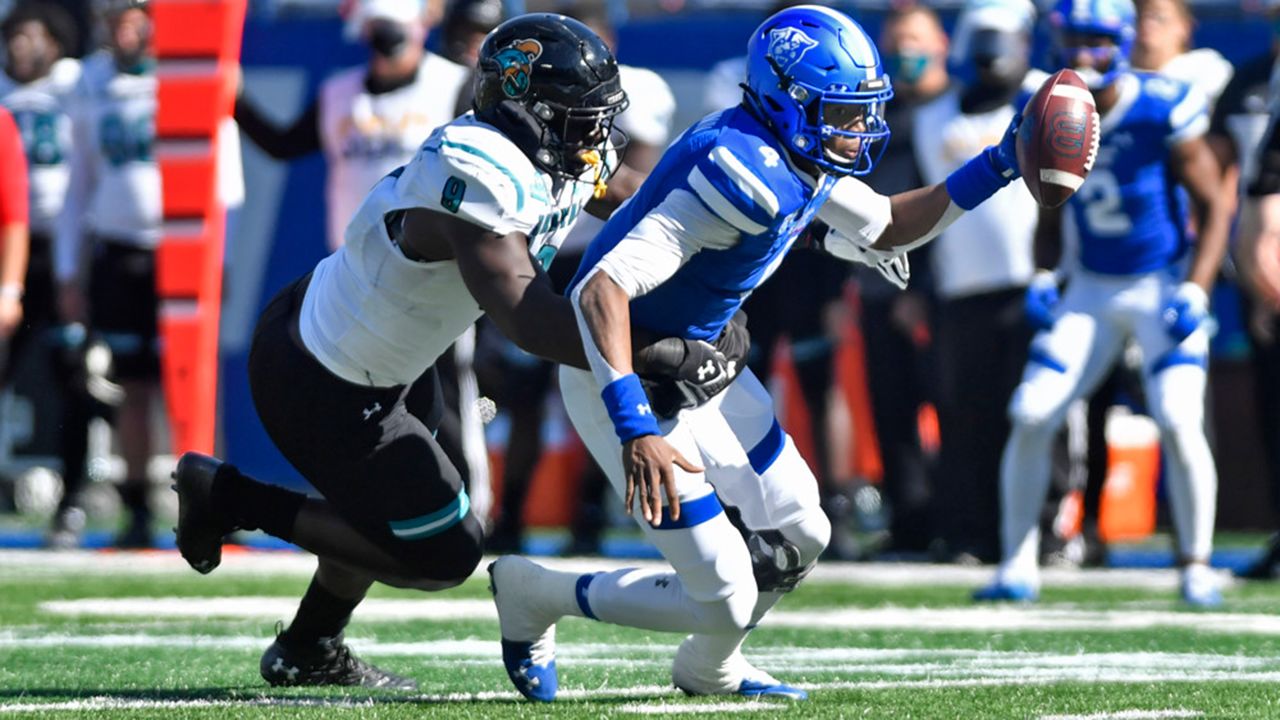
[234,93,323,160]
[1249,109,1280,198]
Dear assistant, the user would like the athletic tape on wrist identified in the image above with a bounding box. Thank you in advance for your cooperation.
[945,149,1011,211]
[601,373,661,442]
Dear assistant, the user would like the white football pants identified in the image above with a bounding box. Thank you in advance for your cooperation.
[558,365,829,650]
[998,268,1217,583]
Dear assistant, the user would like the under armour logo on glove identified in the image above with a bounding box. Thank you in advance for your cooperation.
[1162,281,1209,343]
[696,359,719,381]
[636,403,652,416]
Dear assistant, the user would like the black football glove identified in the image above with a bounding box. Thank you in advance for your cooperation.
[633,311,749,419]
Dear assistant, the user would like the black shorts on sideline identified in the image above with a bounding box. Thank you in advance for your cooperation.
[89,239,159,380]
[247,274,483,580]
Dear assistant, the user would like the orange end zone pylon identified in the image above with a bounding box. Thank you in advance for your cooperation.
[153,0,247,455]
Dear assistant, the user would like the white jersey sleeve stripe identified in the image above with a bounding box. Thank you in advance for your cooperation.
[438,138,528,212]
[688,165,769,235]
[709,145,781,217]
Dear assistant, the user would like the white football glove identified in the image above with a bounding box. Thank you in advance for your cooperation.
[819,225,911,290]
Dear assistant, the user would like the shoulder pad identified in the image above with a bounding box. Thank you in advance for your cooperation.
[398,117,547,235]
[687,125,803,235]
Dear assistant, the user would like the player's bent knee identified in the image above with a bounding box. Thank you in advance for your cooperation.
[746,522,825,593]
[697,586,759,633]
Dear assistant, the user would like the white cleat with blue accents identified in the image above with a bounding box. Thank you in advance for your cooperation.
[489,556,560,702]
[672,635,808,701]
[1180,563,1223,609]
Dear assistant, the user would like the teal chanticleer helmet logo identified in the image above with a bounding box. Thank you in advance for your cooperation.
[496,39,544,98]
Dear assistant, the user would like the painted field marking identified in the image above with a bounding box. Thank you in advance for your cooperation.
[36,597,1280,636]
[0,549,1209,590]
[619,701,783,714]
[1039,711,1202,720]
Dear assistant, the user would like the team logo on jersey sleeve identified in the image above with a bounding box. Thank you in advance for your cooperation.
[496,39,544,98]
[767,27,817,73]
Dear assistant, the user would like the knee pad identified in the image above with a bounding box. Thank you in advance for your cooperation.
[746,526,822,593]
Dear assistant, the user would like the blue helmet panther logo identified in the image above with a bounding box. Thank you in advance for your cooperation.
[766,27,818,73]
[495,39,543,98]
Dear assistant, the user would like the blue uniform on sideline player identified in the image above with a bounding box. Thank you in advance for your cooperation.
[974,0,1232,607]
[489,5,1026,701]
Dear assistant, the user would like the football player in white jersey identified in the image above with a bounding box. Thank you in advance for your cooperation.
[489,5,1025,702]
[236,0,493,525]
[0,1,87,548]
[172,14,745,690]
[54,0,162,549]
[974,0,1232,607]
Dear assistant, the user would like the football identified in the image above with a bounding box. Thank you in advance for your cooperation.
[1016,68,1101,209]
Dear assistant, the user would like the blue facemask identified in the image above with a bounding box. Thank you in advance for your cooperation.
[885,50,930,85]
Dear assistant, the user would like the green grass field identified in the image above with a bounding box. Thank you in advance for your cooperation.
[4,548,1280,719]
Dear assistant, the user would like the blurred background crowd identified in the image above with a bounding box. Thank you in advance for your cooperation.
[0,0,1278,580]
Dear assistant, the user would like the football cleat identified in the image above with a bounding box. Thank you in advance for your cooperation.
[672,636,807,701]
[1181,564,1222,609]
[972,580,1040,603]
[171,451,238,574]
[489,556,560,702]
[260,624,417,690]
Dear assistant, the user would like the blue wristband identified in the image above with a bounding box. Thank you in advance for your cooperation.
[945,149,1011,211]
[601,374,662,443]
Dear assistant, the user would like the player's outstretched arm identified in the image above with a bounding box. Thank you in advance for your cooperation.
[402,208,590,368]
[574,268,701,526]
[820,113,1022,265]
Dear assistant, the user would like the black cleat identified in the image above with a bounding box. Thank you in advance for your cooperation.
[260,626,417,690]
[172,451,237,574]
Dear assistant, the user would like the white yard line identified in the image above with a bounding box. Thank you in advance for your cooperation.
[1039,711,1202,720]
[37,596,1279,636]
[0,549,1218,590]
[620,702,783,714]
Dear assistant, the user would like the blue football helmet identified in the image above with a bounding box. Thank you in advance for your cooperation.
[1050,0,1136,90]
[744,5,893,176]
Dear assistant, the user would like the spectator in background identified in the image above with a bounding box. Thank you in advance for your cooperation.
[1132,0,1232,105]
[484,0,676,555]
[235,0,469,255]
[235,0,492,525]
[55,0,160,548]
[439,0,504,114]
[856,2,947,559]
[0,1,85,547]
[911,0,1039,565]
[1218,5,1280,579]
[0,105,31,382]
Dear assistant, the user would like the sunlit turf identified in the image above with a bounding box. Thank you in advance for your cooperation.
[4,549,1280,719]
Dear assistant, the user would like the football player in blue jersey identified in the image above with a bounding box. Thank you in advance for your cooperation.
[974,0,1232,607]
[489,5,1027,702]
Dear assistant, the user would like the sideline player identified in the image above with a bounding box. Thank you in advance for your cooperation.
[975,0,1230,607]
[55,0,163,548]
[489,4,1025,701]
[172,14,745,689]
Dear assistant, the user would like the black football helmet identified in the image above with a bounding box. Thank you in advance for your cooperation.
[473,13,628,179]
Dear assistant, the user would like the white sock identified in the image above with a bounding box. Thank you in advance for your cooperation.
[998,422,1056,584]
[583,567,753,633]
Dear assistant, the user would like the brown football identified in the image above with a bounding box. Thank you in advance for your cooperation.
[1016,68,1100,209]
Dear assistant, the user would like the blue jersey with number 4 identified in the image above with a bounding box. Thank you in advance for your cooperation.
[1065,71,1208,275]
[568,106,835,341]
